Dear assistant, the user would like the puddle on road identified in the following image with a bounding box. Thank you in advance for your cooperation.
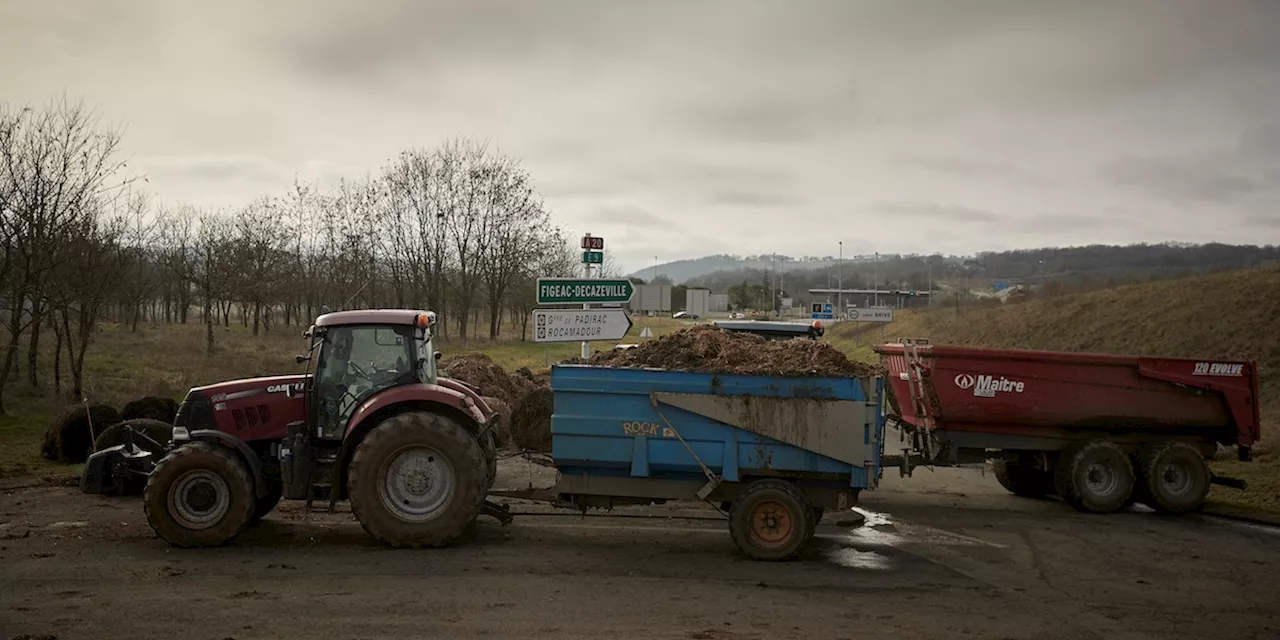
[820,506,1007,570]
[826,546,892,570]
[821,507,899,570]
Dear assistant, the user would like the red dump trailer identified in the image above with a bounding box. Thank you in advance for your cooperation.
[874,342,1261,515]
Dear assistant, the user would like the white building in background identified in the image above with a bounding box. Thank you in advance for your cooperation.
[686,288,710,318]
[709,293,729,313]
[633,284,672,314]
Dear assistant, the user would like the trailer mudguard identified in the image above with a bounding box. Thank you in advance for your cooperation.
[186,429,271,498]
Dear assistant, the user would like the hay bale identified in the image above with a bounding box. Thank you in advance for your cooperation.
[510,387,554,453]
[479,395,514,449]
[121,396,178,423]
[93,418,174,452]
[41,404,121,464]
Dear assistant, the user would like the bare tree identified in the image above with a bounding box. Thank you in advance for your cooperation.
[50,190,135,398]
[0,96,133,413]
[164,208,235,355]
[230,196,290,335]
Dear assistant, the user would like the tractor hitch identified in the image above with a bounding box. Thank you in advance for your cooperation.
[81,444,156,496]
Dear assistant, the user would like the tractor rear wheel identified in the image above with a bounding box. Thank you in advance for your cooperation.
[1137,441,1210,514]
[348,411,488,548]
[143,442,255,547]
[1054,440,1135,514]
[729,479,815,561]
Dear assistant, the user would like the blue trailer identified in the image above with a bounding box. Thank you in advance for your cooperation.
[500,364,885,561]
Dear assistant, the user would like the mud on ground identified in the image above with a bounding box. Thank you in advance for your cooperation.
[3,461,1279,640]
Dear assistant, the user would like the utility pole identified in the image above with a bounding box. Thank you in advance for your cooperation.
[771,253,777,317]
[874,251,879,307]
[582,233,593,359]
[773,253,783,316]
[927,256,933,308]
[837,242,843,316]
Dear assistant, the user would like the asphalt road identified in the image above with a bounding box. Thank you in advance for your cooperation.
[2,463,1277,640]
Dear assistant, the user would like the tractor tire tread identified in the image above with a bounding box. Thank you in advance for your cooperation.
[1138,440,1210,514]
[142,441,255,547]
[1053,440,1135,514]
[728,479,815,562]
[348,411,488,548]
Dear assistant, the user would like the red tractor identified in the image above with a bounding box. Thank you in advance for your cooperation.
[82,309,504,548]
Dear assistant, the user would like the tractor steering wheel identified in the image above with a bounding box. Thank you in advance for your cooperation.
[347,360,371,380]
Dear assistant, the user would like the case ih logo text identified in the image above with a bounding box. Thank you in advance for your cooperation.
[954,373,1026,398]
[1193,362,1244,377]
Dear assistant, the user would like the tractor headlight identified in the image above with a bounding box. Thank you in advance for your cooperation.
[172,426,190,443]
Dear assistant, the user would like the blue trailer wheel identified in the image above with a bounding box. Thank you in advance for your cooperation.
[728,479,815,561]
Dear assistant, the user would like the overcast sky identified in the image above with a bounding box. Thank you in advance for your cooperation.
[3,0,1279,272]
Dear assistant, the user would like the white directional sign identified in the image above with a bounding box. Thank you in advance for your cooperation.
[847,308,894,323]
[533,309,633,343]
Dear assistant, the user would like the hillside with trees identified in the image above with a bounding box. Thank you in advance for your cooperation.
[674,243,1280,301]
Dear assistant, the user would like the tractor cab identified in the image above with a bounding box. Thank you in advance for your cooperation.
[305,309,439,439]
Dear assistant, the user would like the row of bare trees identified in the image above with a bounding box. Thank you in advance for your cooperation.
[0,96,589,414]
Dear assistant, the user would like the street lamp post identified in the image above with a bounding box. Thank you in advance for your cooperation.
[837,242,843,316]
[874,252,879,307]
[928,256,934,308]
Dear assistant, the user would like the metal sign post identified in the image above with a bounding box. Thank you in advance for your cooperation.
[581,235,594,358]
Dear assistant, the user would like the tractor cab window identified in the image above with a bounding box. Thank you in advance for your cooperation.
[314,325,416,439]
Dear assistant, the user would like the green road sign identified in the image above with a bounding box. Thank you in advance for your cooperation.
[537,278,634,304]
[582,250,604,264]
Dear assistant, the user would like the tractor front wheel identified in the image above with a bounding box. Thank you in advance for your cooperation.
[348,411,488,548]
[143,442,255,547]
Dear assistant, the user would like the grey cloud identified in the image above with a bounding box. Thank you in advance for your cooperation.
[868,202,1117,235]
[594,204,668,227]
[871,201,1005,225]
[6,0,1280,273]
[678,91,858,145]
[1244,215,1280,229]
[140,155,288,186]
[1103,154,1272,203]
[1019,213,1110,233]
[894,154,1052,187]
[706,190,805,208]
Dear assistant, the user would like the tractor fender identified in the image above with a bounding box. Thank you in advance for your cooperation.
[187,429,271,498]
[333,388,491,503]
[343,383,487,440]
[436,377,494,418]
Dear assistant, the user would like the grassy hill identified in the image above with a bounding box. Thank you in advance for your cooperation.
[829,264,1280,511]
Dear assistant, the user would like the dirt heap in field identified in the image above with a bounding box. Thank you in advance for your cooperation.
[510,387,554,453]
[440,353,541,410]
[586,323,885,378]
